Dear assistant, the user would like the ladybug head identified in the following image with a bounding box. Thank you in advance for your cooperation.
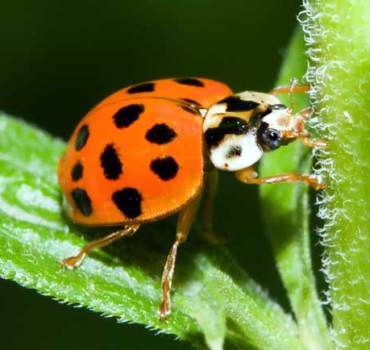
[203,91,296,171]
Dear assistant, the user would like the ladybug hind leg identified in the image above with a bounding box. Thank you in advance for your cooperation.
[159,193,201,320]
[61,224,140,269]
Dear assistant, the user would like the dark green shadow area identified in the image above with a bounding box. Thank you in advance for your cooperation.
[0,278,190,350]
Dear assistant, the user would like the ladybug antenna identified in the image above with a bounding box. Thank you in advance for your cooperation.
[288,78,298,113]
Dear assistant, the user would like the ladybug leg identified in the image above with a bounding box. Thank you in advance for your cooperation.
[270,80,310,111]
[283,130,327,148]
[270,84,311,95]
[299,136,327,148]
[235,166,325,190]
[61,224,140,269]
[285,107,327,148]
[202,170,227,243]
[202,169,218,240]
[159,194,201,321]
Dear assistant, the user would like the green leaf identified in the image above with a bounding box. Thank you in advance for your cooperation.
[302,0,370,348]
[259,29,332,350]
[0,113,306,350]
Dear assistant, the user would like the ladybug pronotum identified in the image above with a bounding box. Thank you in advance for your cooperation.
[58,77,325,319]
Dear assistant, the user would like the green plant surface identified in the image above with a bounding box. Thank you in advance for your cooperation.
[301,0,370,349]
[259,30,332,350]
[0,114,307,350]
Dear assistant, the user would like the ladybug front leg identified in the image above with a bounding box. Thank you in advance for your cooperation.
[235,166,325,190]
[61,224,140,269]
[270,80,310,112]
[159,193,201,320]
[285,107,328,148]
[270,84,311,95]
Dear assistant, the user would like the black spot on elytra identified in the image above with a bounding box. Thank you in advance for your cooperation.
[226,145,242,158]
[113,104,144,128]
[220,96,259,112]
[127,82,155,94]
[71,162,83,181]
[205,117,248,148]
[174,78,204,87]
[112,187,142,218]
[150,157,179,181]
[75,125,89,151]
[71,188,92,216]
[146,124,177,144]
[100,144,122,180]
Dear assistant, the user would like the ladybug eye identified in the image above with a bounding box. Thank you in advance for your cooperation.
[257,122,282,150]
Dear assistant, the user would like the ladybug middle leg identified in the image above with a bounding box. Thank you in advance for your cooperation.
[202,169,218,242]
[235,166,325,190]
[159,193,201,320]
[61,224,140,269]
[202,169,227,243]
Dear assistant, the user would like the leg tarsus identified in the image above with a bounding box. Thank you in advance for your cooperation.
[61,224,140,269]
[298,106,313,119]
[300,136,328,148]
[61,251,87,269]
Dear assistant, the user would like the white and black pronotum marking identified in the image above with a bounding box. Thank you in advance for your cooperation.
[203,91,289,171]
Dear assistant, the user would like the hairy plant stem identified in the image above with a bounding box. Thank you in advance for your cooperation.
[260,29,332,350]
[302,0,370,348]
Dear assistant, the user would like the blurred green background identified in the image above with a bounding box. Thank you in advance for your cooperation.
[0,1,302,349]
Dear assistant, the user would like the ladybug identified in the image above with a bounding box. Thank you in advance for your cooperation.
[58,77,325,320]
